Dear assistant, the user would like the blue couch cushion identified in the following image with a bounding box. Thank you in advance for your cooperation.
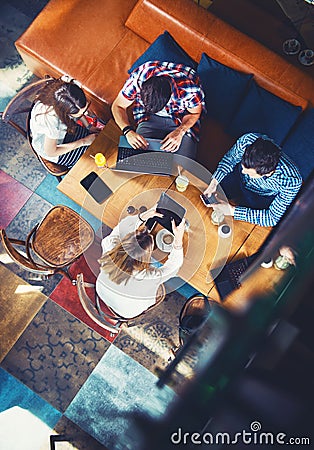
[128,31,196,74]
[227,80,302,145]
[197,52,253,126]
[281,108,314,180]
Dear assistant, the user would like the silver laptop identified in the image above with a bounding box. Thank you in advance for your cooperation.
[110,135,174,176]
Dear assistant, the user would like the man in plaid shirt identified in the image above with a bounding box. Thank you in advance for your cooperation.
[203,133,302,227]
[112,61,205,159]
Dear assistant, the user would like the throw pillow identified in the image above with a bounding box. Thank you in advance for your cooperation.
[197,52,253,126]
[281,108,314,180]
[227,80,302,145]
[128,31,196,74]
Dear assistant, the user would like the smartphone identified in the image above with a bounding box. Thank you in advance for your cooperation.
[200,193,218,206]
[80,171,113,204]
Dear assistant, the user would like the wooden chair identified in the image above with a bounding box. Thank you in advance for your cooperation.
[0,205,94,280]
[76,272,166,335]
[0,77,69,182]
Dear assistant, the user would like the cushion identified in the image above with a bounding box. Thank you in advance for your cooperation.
[128,31,196,74]
[281,108,314,180]
[197,52,253,126]
[227,80,302,145]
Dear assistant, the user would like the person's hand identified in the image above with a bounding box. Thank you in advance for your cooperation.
[82,133,97,146]
[203,178,218,197]
[279,246,296,266]
[126,130,149,150]
[172,218,185,246]
[161,129,184,152]
[88,126,102,134]
[212,199,235,217]
[139,204,163,221]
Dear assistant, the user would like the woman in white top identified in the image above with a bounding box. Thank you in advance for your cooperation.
[96,206,185,318]
[30,78,101,168]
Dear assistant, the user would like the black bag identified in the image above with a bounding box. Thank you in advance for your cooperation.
[178,294,211,346]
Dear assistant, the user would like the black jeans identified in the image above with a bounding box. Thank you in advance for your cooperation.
[220,164,275,209]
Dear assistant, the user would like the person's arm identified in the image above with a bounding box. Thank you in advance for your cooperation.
[101,205,163,254]
[214,133,260,182]
[233,183,301,227]
[214,175,302,227]
[161,104,202,152]
[203,133,260,198]
[43,134,97,158]
[154,219,185,283]
[101,215,139,254]
[112,92,148,150]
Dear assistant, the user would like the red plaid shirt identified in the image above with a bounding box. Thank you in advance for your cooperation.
[121,61,205,141]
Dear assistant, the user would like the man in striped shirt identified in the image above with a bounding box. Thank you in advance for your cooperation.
[112,61,205,160]
[203,133,302,227]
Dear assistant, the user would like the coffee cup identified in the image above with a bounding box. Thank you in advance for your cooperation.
[175,175,189,192]
[261,257,273,269]
[162,232,174,247]
[218,224,231,238]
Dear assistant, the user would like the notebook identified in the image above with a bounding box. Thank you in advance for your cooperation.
[146,191,186,233]
[211,253,258,301]
[111,135,174,176]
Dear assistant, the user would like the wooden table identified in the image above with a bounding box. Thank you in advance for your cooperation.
[58,120,275,304]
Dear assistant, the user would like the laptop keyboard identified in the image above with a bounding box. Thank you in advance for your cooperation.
[117,146,171,169]
[227,259,249,288]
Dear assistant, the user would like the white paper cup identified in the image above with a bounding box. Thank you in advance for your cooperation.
[261,257,273,269]
[218,224,231,238]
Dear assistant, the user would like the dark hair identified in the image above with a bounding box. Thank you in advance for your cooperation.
[242,137,281,175]
[36,79,87,133]
[140,76,171,113]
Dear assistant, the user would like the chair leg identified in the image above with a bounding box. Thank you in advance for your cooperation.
[54,267,73,281]
[56,175,63,182]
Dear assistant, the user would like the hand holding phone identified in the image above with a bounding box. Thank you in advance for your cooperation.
[200,193,219,207]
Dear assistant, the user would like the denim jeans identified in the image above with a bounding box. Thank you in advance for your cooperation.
[220,164,275,209]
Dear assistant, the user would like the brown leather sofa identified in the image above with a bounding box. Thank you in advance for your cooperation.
[15,0,313,171]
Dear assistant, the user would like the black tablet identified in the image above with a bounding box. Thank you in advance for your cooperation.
[146,192,186,233]
[80,172,113,204]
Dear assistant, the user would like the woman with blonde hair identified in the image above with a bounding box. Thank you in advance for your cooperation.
[30,78,101,168]
[96,205,185,318]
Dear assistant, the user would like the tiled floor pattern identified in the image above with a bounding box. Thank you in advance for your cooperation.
[0,0,235,446]
[0,2,194,447]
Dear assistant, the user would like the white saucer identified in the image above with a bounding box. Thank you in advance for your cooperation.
[298,49,314,66]
[155,229,174,252]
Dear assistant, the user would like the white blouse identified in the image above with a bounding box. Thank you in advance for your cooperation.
[30,101,67,162]
[96,215,183,318]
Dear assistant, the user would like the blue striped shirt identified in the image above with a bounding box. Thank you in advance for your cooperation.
[213,133,302,227]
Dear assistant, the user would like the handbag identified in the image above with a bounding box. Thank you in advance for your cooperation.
[178,294,212,346]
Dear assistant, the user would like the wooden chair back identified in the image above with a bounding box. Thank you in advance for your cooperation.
[76,273,167,335]
[1,206,94,281]
[0,229,55,276]
[1,77,69,181]
[76,273,123,334]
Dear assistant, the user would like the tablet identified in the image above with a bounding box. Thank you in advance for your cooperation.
[146,192,186,233]
[80,172,113,204]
